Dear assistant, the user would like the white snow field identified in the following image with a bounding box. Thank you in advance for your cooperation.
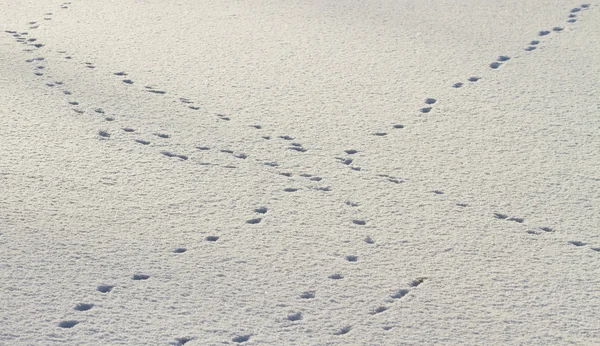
[1,0,599,345]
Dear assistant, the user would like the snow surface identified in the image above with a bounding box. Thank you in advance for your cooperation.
[1,0,599,345]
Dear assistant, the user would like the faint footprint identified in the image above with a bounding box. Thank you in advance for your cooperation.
[328,274,344,280]
[370,306,388,315]
[334,326,351,335]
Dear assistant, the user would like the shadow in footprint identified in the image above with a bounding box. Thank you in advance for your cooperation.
[97,285,113,293]
[232,335,251,343]
[58,320,79,328]
[132,274,150,280]
[73,303,94,311]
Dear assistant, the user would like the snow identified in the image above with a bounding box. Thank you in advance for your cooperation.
[1,0,599,345]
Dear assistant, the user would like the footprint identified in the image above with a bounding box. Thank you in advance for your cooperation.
[232,335,251,343]
[250,125,262,129]
[287,312,303,321]
[94,108,105,114]
[58,320,79,328]
[393,124,404,129]
[570,7,581,13]
[567,19,577,23]
[365,236,375,244]
[553,27,564,32]
[205,236,219,242]
[370,306,388,315]
[114,71,127,76]
[284,188,298,192]
[424,98,437,105]
[147,90,166,94]
[468,76,480,82]
[525,46,537,51]
[490,62,501,69]
[452,82,463,88]
[123,79,134,84]
[352,219,366,225]
[391,289,409,299]
[432,190,444,195]
[189,106,200,110]
[568,241,586,247]
[568,14,577,18]
[288,146,307,152]
[264,162,278,167]
[132,273,150,280]
[179,98,193,104]
[173,337,194,345]
[334,326,351,335]
[279,135,294,140]
[154,133,170,138]
[309,177,322,181]
[98,130,110,138]
[196,146,210,150]
[73,303,94,311]
[345,201,358,207]
[328,274,344,280]
[538,30,550,36]
[540,227,553,232]
[345,255,358,262]
[409,277,427,287]
[105,117,115,122]
[246,218,262,224]
[97,285,113,293]
[122,127,135,132]
[173,248,187,253]
[373,132,387,136]
[135,139,151,145]
[254,207,268,214]
[456,203,468,207]
[493,213,508,219]
[507,217,524,223]
[300,291,315,299]
[420,107,432,113]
